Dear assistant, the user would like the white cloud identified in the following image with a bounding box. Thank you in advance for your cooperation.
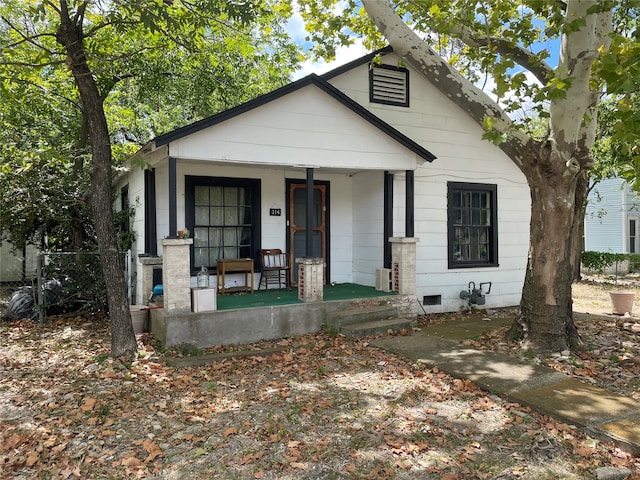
[285,8,370,79]
[293,39,369,79]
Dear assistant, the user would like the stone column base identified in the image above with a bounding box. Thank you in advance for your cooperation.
[162,238,193,311]
[296,258,324,303]
[390,237,419,296]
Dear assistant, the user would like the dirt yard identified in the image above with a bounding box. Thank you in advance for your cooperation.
[1,279,639,479]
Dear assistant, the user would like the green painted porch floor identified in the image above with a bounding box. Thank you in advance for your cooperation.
[215,283,394,310]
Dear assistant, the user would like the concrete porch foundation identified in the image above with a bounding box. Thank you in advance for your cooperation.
[150,294,416,348]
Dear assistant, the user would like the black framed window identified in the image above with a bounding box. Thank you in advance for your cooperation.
[369,64,409,107]
[447,182,498,268]
[186,176,261,271]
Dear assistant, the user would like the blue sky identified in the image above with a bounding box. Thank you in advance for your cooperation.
[286,7,369,79]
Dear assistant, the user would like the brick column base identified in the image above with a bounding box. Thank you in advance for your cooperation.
[390,237,419,296]
[161,238,193,311]
[296,258,324,303]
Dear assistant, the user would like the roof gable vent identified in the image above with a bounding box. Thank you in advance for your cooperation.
[369,64,409,107]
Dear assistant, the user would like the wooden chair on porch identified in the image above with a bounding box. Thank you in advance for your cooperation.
[258,249,290,290]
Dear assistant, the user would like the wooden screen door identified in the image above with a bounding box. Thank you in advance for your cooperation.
[288,182,327,285]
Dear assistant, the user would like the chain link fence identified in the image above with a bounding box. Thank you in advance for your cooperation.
[1,250,129,321]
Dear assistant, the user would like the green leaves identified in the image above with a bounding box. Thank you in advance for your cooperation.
[0,0,301,250]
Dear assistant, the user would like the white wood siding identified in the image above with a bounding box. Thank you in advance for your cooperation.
[585,177,640,254]
[329,53,530,311]
[585,178,625,253]
[169,87,421,172]
[352,171,385,285]
[0,238,38,283]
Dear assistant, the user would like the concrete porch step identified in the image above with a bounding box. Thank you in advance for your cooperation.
[340,317,414,338]
[333,304,398,326]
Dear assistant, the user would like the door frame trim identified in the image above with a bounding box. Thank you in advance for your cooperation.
[285,178,330,284]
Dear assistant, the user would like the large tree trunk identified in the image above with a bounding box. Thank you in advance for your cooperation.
[507,144,581,350]
[56,1,138,359]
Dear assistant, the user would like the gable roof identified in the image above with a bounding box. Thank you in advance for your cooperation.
[152,48,435,163]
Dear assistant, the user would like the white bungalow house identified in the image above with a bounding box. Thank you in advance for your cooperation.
[585,177,640,264]
[117,47,530,345]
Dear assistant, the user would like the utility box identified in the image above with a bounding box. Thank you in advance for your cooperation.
[191,287,216,312]
[375,268,392,292]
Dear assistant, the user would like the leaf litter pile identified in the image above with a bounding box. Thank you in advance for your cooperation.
[1,282,639,479]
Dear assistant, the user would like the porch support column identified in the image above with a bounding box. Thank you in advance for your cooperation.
[405,170,414,238]
[383,171,393,268]
[390,237,419,296]
[168,156,178,239]
[296,257,323,302]
[305,167,314,257]
[144,168,157,255]
[161,238,192,311]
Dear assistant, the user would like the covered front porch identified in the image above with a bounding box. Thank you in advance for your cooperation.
[146,238,419,349]
[150,286,416,349]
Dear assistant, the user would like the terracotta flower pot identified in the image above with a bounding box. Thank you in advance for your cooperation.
[609,292,635,316]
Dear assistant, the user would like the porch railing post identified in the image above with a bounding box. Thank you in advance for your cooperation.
[296,257,323,303]
[161,238,192,311]
[390,237,419,296]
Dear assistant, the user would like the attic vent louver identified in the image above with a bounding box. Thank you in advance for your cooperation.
[369,64,409,107]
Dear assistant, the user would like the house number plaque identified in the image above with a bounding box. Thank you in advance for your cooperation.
[269,208,281,216]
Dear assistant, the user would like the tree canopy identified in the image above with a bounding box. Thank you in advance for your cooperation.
[0,0,300,251]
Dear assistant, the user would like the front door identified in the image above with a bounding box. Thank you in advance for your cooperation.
[287,181,328,284]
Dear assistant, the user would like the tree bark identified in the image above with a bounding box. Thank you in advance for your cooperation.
[55,1,137,359]
[571,171,589,281]
[506,142,581,350]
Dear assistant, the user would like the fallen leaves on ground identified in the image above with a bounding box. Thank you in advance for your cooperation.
[462,279,640,403]
[1,298,639,479]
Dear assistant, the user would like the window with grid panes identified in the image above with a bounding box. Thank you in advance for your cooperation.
[447,182,498,268]
[186,177,260,271]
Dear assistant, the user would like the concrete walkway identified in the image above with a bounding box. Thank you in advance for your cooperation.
[371,314,640,455]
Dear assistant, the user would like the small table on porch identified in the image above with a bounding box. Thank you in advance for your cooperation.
[216,258,254,295]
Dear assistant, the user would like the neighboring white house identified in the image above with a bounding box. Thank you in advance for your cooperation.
[118,46,531,313]
[585,177,640,255]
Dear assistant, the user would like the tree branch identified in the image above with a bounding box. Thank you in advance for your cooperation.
[0,60,65,68]
[361,0,533,167]
[0,15,58,56]
[448,24,553,85]
[549,1,611,150]
[1,76,83,111]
